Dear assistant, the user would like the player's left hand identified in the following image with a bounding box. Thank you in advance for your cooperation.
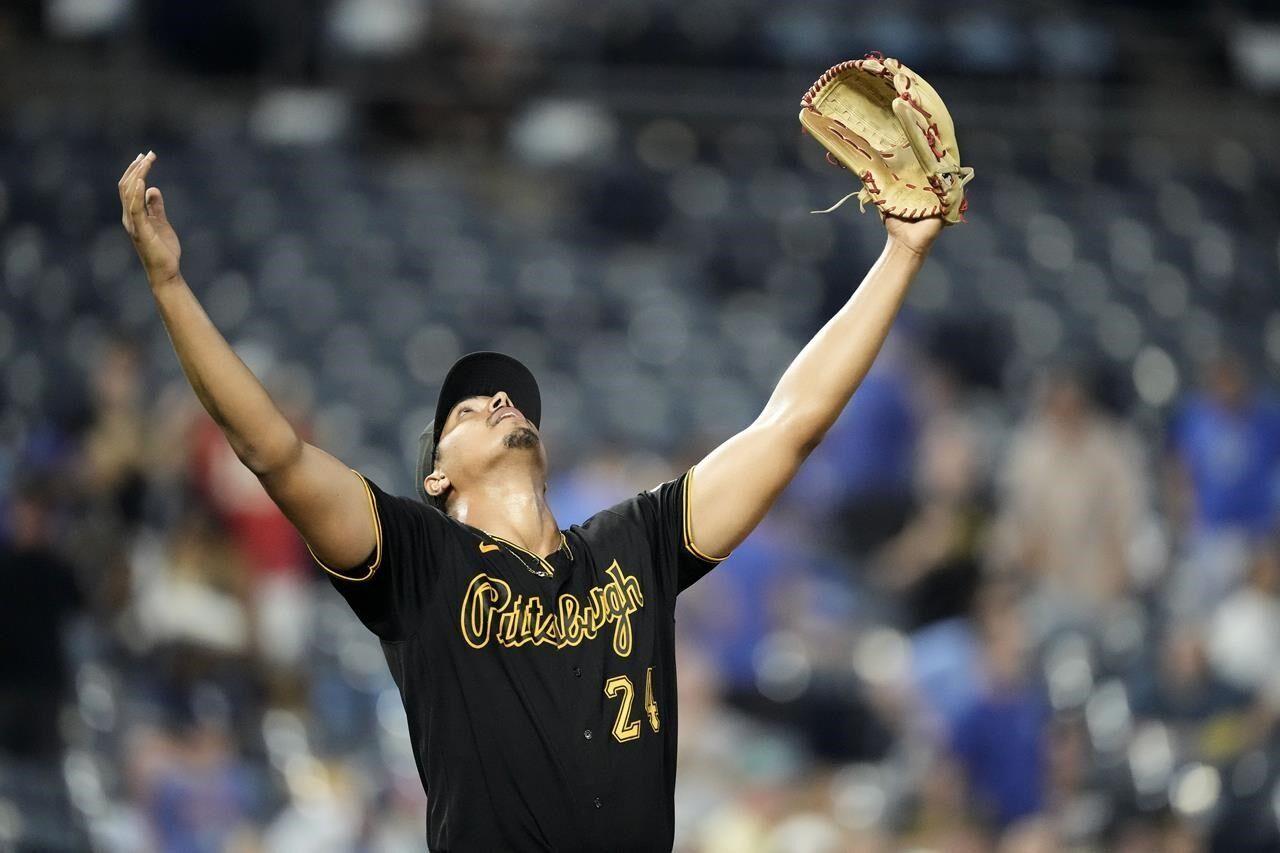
[884,214,943,257]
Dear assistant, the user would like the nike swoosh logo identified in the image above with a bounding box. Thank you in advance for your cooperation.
[479,543,501,554]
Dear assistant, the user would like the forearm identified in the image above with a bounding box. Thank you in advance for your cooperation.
[758,236,927,445]
[151,275,300,475]
[686,234,932,556]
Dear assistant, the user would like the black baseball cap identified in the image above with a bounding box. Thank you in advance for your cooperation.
[415,351,542,503]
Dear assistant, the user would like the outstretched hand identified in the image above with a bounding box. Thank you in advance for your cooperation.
[883,214,943,257]
[118,152,181,284]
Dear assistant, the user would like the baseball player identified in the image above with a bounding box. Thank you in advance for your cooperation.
[117,90,952,849]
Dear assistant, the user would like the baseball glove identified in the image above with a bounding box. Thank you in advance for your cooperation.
[799,53,973,224]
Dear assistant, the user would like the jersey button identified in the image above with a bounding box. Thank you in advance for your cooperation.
[593,797,602,809]
[583,729,593,740]
[572,666,582,678]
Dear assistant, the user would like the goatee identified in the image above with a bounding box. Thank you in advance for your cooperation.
[503,427,540,451]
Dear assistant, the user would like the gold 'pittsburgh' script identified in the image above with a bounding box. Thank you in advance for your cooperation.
[459,561,644,657]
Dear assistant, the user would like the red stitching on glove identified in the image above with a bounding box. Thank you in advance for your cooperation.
[800,59,859,107]
[918,122,946,161]
[900,90,934,121]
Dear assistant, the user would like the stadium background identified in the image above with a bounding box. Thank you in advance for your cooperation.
[3,0,1280,850]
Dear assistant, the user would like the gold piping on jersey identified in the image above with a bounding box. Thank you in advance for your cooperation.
[682,465,730,563]
[305,468,384,582]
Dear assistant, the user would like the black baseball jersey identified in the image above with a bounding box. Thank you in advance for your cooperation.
[308,466,725,852]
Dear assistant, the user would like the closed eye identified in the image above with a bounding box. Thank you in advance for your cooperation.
[451,397,486,425]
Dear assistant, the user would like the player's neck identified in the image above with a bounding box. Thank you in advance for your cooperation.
[450,474,560,558]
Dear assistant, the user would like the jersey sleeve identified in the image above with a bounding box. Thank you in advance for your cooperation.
[305,469,443,641]
[608,465,730,600]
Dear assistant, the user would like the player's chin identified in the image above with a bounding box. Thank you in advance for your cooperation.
[501,425,540,451]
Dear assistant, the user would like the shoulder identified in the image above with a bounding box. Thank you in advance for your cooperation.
[571,474,684,538]
[576,495,654,538]
[360,473,435,516]
[358,472,478,546]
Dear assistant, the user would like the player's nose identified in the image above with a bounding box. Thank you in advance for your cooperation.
[489,391,513,413]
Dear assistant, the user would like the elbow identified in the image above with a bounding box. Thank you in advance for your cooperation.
[758,404,831,459]
[238,432,304,478]
[794,429,826,459]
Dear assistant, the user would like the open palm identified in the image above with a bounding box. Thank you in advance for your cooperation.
[118,152,182,283]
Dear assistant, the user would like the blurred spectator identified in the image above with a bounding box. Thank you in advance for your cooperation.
[871,358,993,630]
[949,583,1050,830]
[1167,352,1280,537]
[126,506,260,741]
[987,363,1149,632]
[910,615,983,731]
[0,474,85,760]
[1166,352,1280,615]
[136,722,259,853]
[188,414,307,586]
[82,338,149,529]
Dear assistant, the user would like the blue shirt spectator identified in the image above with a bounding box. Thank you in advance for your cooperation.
[950,584,1049,829]
[785,333,919,522]
[950,686,1049,828]
[1169,360,1280,534]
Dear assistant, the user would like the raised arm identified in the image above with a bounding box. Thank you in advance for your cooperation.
[118,152,374,571]
[687,217,942,558]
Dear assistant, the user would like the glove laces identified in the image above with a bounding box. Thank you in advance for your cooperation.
[810,190,863,215]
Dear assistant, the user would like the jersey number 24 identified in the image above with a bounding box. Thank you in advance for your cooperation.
[603,667,660,743]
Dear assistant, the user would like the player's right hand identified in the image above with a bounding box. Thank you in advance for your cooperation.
[118,152,182,285]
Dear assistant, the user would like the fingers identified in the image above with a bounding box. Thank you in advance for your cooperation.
[117,151,151,203]
[118,154,143,234]
[135,150,156,184]
[117,153,142,197]
[118,151,157,237]
[125,172,145,236]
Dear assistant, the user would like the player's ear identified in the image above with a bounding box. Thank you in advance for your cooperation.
[425,470,450,498]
